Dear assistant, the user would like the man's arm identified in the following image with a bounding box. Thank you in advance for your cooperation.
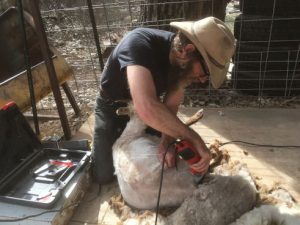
[158,82,184,167]
[126,65,211,173]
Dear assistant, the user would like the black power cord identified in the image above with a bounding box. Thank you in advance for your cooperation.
[220,140,300,148]
[154,139,300,225]
[0,185,102,223]
[0,201,80,222]
[0,190,102,223]
[154,139,179,225]
[1,140,298,223]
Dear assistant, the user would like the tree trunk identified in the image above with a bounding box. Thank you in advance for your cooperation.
[140,0,230,31]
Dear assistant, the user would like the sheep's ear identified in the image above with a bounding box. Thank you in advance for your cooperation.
[116,107,131,116]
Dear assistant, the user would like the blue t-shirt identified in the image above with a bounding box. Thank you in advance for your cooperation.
[100,28,175,100]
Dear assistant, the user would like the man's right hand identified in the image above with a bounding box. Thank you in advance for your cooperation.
[190,143,212,174]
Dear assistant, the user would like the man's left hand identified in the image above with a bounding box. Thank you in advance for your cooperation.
[158,139,176,168]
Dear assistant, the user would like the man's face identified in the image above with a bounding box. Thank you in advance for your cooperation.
[184,59,209,84]
[169,52,209,86]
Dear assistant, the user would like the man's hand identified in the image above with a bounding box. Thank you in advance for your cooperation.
[158,138,176,168]
[190,144,212,174]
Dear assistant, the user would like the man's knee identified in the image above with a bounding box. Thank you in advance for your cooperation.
[91,131,115,184]
[92,153,115,184]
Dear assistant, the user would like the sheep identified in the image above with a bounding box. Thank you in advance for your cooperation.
[112,106,300,225]
[166,174,257,225]
[113,112,197,209]
[113,105,256,201]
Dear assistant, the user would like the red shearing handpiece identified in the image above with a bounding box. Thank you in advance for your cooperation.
[174,139,206,185]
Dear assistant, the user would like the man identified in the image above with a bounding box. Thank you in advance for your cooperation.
[92,17,235,184]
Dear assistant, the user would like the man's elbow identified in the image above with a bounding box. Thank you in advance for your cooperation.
[134,100,157,126]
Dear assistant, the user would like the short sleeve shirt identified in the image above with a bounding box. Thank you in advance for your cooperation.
[100,28,175,100]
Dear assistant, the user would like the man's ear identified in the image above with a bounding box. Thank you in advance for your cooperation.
[176,44,196,59]
[184,44,196,54]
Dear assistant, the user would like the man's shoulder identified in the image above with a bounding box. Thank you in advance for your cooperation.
[128,27,174,39]
[116,27,174,51]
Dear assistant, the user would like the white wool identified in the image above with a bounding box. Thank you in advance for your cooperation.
[123,214,166,225]
[230,204,300,225]
[270,189,295,206]
[213,162,257,191]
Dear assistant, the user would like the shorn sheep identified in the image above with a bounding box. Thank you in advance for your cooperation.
[113,112,197,209]
[112,106,300,225]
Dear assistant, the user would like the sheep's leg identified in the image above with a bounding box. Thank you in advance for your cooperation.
[184,109,204,126]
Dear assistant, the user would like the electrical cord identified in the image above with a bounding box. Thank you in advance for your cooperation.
[0,201,80,222]
[0,185,101,222]
[154,139,178,225]
[220,140,300,148]
[153,138,300,225]
[1,140,298,223]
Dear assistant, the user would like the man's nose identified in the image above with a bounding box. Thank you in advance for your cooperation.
[198,74,208,83]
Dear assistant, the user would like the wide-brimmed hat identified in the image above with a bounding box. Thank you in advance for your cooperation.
[170,17,236,89]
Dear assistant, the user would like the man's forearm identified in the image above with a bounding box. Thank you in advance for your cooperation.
[136,98,201,144]
[127,65,206,151]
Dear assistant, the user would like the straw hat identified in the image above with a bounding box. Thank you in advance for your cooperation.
[170,17,236,89]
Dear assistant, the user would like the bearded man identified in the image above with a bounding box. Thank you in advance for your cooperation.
[92,17,236,185]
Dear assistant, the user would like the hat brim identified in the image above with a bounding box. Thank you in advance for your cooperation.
[170,21,227,89]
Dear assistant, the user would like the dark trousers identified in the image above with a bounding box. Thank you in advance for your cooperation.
[92,96,129,184]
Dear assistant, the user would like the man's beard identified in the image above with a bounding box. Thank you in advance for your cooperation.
[167,60,195,90]
[167,60,209,91]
